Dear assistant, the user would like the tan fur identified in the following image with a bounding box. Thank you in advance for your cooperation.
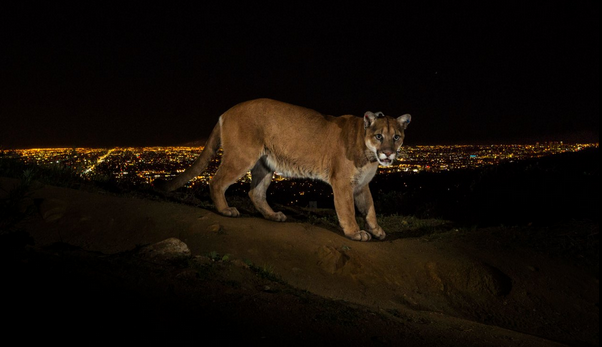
[155,99,411,241]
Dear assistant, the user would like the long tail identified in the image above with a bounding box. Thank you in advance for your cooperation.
[154,122,221,192]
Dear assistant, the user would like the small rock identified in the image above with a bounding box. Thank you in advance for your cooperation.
[262,285,277,293]
[137,238,191,263]
[231,259,250,269]
[208,224,222,232]
[39,198,68,222]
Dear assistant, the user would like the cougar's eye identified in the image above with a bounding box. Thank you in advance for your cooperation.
[393,135,401,141]
[375,134,383,141]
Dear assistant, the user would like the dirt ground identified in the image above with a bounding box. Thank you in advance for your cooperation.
[1,177,598,346]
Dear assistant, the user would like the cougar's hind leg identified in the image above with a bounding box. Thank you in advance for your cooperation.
[249,157,286,222]
[210,150,258,218]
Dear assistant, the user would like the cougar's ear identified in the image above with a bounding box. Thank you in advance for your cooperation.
[364,111,376,128]
[397,114,411,129]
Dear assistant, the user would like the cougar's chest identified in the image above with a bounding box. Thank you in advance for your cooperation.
[352,162,378,190]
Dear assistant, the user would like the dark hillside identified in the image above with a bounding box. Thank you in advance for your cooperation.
[373,148,599,226]
[0,149,598,346]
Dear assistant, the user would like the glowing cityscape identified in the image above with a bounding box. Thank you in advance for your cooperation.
[1,143,597,189]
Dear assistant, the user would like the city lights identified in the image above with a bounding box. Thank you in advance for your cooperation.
[2,143,597,188]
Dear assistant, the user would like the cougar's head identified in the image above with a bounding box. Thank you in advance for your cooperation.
[363,111,411,166]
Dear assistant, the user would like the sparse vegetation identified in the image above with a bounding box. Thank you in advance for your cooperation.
[0,155,89,189]
[0,168,38,235]
[206,251,230,262]
[243,259,283,283]
[378,214,454,238]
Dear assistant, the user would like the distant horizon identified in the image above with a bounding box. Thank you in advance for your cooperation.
[3,141,599,151]
[2,127,599,150]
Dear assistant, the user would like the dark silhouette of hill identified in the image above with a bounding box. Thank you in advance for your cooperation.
[372,147,599,226]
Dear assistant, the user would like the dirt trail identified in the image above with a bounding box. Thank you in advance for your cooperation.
[2,177,598,345]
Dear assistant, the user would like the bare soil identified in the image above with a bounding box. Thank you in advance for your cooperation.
[1,177,598,346]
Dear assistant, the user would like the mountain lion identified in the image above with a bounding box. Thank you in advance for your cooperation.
[154,99,411,241]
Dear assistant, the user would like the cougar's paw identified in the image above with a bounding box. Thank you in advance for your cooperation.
[368,226,386,240]
[347,230,372,242]
[220,207,240,217]
[267,211,287,222]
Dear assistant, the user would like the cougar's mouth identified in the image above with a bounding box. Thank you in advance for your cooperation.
[379,158,393,166]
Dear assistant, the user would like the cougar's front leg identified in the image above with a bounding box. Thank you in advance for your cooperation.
[354,185,386,240]
[332,181,372,241]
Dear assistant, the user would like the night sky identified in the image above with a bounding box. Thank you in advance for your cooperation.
[1,3,599,148]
